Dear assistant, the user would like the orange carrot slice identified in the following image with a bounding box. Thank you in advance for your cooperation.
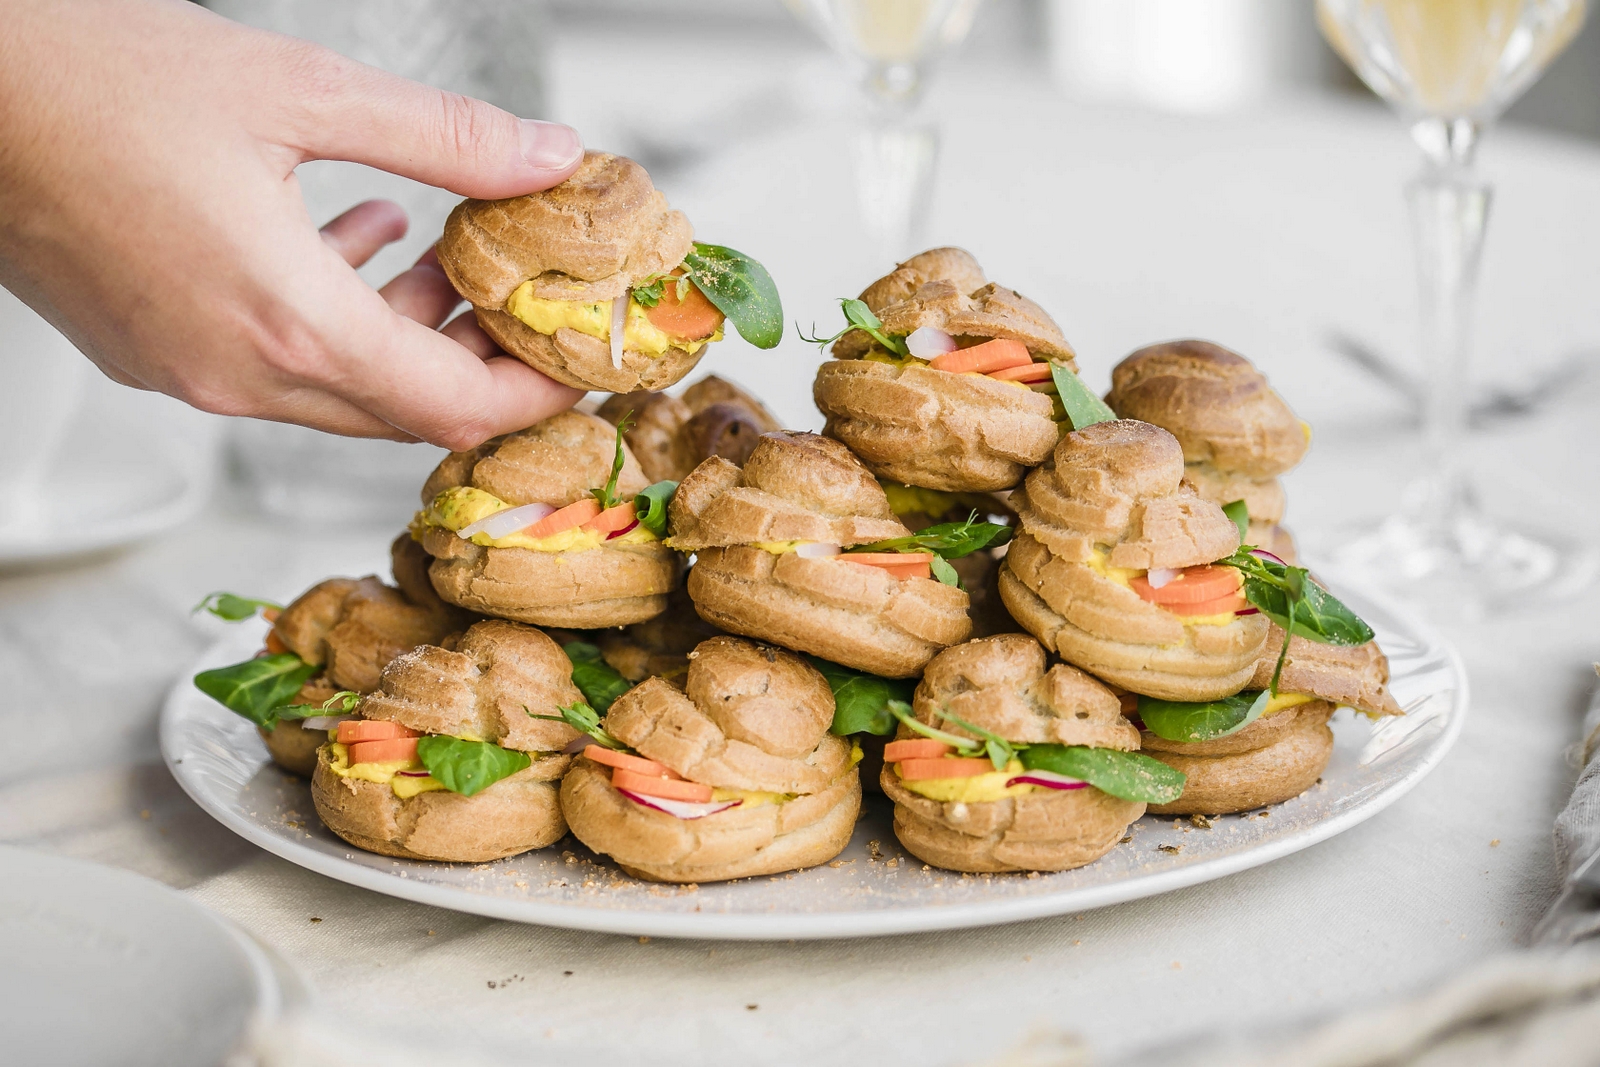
[523,498,602,539]
[842,552,935,567]
[928,338,1032,375]
[884,739,954,761]
[582,744,681,779]
[336,720,419,744]
[640,277,724,340]
[612,767,713,803]
[348,737,419,764]
[897,756,998,781]
[1165,591,1250,616]
[1130,565,1241,606]
[581,501,637,536]
[987,362,1052,383]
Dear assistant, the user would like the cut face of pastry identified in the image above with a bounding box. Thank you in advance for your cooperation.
[415,411,680,628]
[998,419,1272,701]
[597,374,782,484]
[814,249,1077,492]
[881,634,1163,873]
[437,153,778,393]
[559,636,861,882]
[669,431,974,678]
[1106,339,1310,562]
[310,620,583,863]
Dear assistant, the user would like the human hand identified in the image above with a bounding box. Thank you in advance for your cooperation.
[0,0,586,448]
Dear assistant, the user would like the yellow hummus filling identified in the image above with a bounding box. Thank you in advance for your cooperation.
[505,284,721,358]
[895,759,1042,803]
[325,741,446,799]
[419,486,659,552]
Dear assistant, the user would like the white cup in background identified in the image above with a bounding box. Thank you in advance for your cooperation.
[0,287,88,532]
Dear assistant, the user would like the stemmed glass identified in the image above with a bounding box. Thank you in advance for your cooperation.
[784,0,984,260]
[1316,0,1592,610]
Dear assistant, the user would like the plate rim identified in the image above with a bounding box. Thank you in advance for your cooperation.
[161,579,1467,941]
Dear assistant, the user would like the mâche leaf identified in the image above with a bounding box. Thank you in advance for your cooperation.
[1223,499,1250,542]
[1018,745,1187,804]
[1137,690,1273,743]
[682,243,783,349]
[1049,363,1117,430]
[808,657,915,736]
[528,701,627,750]
[800,298,909,356]
[562,642,634,715]
[415,735,530,797]
[1219,549,1374,647]
[276,690,361,720]
[633,480,677,539]
[851,512,1012,560]
[194,593,282,622]
[593,414,634,510]
[930,555,961,588]
[193,654,318,729]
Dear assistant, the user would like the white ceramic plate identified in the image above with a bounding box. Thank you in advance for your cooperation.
[0,846,295,1067]
[161,578,1465,941]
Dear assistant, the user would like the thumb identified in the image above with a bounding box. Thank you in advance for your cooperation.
[275,45,582,199]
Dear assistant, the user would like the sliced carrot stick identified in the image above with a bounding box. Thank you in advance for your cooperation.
[1129,565,1241,606]
[523,497,602,540]
[347,737,419,764]
[843,554,933,581]
[986,362,1053,383]
[581,501,637,536]
[336,720,419,744]
[883,739,954,761]
[842,552,935,566]
[897,756,998,781]
[264,630,288,655]
[928,338,1032,375]
[611,767,713,803]
[640,277,724,340]
[582,744,681,779]
[1165,591,1250,616]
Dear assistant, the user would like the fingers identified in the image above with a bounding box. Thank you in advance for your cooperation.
[319,200,408,268]
[278,46,583,199]
[379,256,462,331]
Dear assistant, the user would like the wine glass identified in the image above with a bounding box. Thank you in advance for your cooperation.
[784,0,985,259]
[1317,0,1594,611]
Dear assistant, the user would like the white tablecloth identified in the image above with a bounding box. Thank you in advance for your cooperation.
[4,60,1600,1066]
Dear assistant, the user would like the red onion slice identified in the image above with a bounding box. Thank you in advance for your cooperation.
[606,519,640,540]
[616,788,741,820]
[1146,567,1179,589]
[1007,770,1089,791]
[610,294,628,369]
[795,542,842,558]
[299,714,356,731]
[562,735,593,754]
[395,770,433,778]
[905,327,957,359]
[460,501,555,540]
[1235,607,1260,616]
[1249,549,1287,566]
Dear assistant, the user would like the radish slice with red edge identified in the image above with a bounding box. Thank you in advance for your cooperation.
[905,327,958,359]
[615,788,741,820]
[395,770,433,778]
[300,714,356,731]
[795,542,842,558]
[562,735,593,754]
[460,502,555,540]
[1146,567,1179,589]
[1007,770,1089,791]
[606,519,640,540]
[610,294,628,369]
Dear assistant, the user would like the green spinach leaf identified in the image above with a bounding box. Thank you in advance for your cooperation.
[681,243,783,349]
[807,657,916,736]
[193,593,282,622]
[415,736,530,796]
[1219,550,1374,646]
[1018,745,1186,804]
[851,512,1012,559]
[929,555,961,588]
[633,480,677,539]
[1223,499,1250,542]
[193,654,318,729]
[1049,363,1117,430]
[1137,690,1272,743]
[562,642,634,715]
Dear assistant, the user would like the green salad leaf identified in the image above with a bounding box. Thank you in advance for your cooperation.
[593,414,634,510]
[1018,745,1187,804]
[562,642,634,715]
[193,593,282,622]
[1137,690,1273,743]
[276,690,361,721]
[808,658,915,736]
[633,480,677,539]
[681,243,783,349]
[851,512,1012,560]
[1223,499,1250,542]
[930,555,961,588]
[528,701,628,750]
[415,736,530,797]
[800,298,908,356]
[193,654,318,729]
[1220,549,1374,647]
[1049,363,1117,431]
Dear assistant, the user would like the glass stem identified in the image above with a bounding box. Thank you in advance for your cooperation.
[855,62,938,262]
[1404,118,1491,541]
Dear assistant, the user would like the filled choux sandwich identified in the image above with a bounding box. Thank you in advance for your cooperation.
[192,543,471,776]
[668,431,997,677]
[881,635,1184,872]
[880,481,1019,640]
[1105,340,1309,562]
[437,152,781,393]
[811,247,1082,492]
[310,620,582,863]
[557,636,860,882]
[999,419,1272,701]
[597,374,781,484]
[413,410,680,628]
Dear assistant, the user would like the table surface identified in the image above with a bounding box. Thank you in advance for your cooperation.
[4,53,1600,1067]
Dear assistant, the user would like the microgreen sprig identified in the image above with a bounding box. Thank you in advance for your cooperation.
[799,298,909,356]
[193,593,282,622]
[528,701,628,751]
[592,414,634,511]
[277,689,361,719]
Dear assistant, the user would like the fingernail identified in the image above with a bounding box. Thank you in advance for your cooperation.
[520,120,582,171]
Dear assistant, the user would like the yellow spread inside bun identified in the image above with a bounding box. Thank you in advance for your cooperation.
[326,741,446,799]
[420,486,659,551]
[505,284,721,357]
